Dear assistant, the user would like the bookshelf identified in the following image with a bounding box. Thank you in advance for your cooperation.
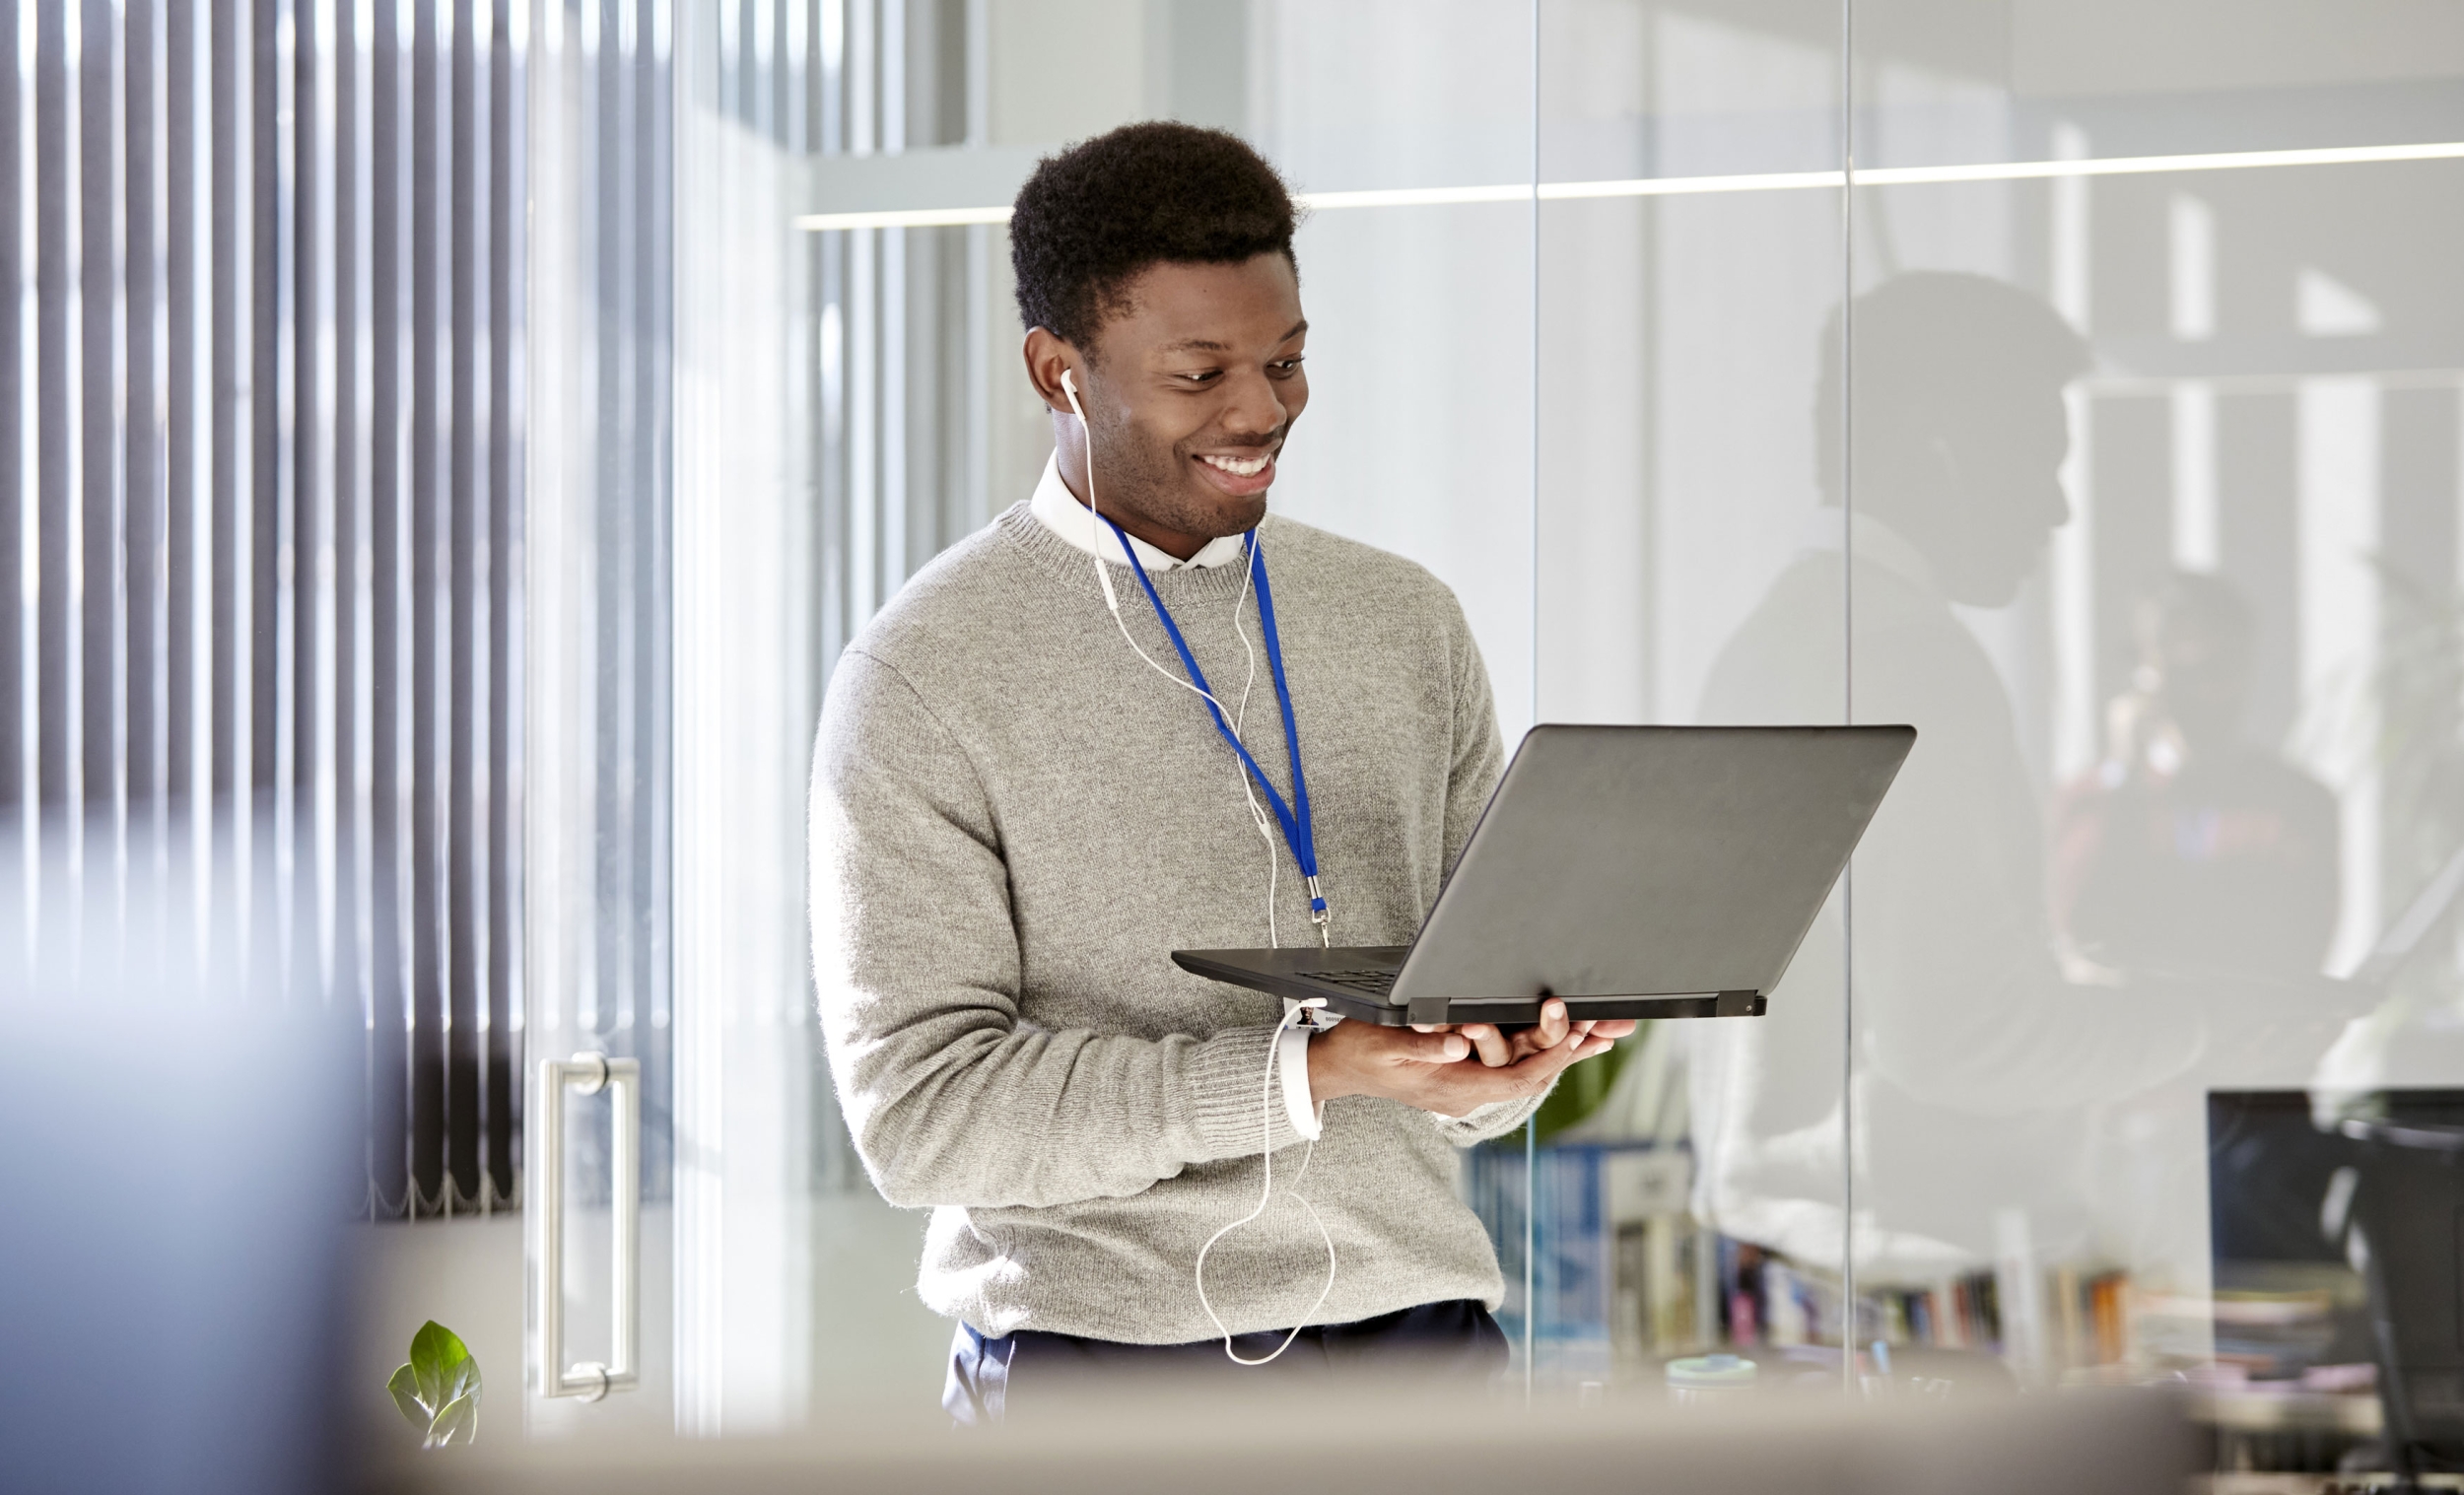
[1470,1140,2153,1384]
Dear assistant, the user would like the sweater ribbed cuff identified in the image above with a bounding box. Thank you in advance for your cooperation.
[1185,1025,1306,1159]
[1433,1094,1545,1146]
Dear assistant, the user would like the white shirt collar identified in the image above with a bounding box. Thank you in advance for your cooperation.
[1795,504,1941,596]
[1028,452,1251,572]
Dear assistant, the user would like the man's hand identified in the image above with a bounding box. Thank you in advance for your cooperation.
[1443,1002,1639,1068]
[1306,999,1635,1117]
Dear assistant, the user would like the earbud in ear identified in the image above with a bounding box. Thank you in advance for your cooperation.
[1056,364,1116,612]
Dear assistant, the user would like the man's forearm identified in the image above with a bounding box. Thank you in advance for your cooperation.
[831,1017,1312,1209]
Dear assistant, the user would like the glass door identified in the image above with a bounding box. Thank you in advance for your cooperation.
[523,0,679,1436]
[646,0,1557,1425]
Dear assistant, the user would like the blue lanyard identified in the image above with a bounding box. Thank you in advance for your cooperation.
[1102,516,1329,936]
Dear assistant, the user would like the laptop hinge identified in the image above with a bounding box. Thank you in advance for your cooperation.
[1405,998,1452,1026]
[1714,990,1761,1017]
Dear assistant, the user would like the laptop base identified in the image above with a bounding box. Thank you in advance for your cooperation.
[1171,948,1765,1028]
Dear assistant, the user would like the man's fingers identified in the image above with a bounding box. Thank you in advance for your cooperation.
[1463,1023,1516,1068]
[1363,1025,1470,1063]
[1380,1008,1634,1113]
[1389,1028,1469,1063]
[1537,998,1569,1050]
[1508,1029,1609,1083]
[1407,1032,1620,1112]
[1435,1042,1583,1106]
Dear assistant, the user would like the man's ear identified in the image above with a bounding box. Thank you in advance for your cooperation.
[1023,327,1087,415]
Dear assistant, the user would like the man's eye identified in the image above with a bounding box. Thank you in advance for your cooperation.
[1272,357,1305,373]
[1179,370,1223,384]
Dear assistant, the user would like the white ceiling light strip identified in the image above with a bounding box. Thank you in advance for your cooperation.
[792,138,2464,233]
[1855,138,2464,187]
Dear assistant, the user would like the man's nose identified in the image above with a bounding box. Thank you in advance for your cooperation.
[1221,369,1288,442]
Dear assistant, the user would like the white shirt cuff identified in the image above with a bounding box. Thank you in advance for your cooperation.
[1278,1024,1324,1141]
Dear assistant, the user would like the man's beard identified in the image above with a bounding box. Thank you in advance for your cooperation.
[1090,407,1274,540]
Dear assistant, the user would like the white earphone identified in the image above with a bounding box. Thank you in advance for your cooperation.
[1059,369,1123,615]
[1061,361,1335,1364]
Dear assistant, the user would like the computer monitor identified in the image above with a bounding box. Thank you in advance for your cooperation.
[2210,1088,2464,1480]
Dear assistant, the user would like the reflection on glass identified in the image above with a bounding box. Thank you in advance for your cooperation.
[1836,1,2464,1474]
[1695,271,2193,1320]
[2052,572,2342,981]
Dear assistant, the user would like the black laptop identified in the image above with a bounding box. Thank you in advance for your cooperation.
[1172,723,1915,1027]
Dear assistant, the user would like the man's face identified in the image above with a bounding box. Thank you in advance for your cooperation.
[2147,614,2251,754]
[1870,375,2072,608]
[1036,252,1308,552]
[1935,380,2073,607]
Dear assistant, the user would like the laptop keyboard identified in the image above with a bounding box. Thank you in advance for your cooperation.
[1312,969,1400,995]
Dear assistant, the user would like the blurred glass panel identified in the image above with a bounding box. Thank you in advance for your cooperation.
[1529,0,1847,1393]
[1273,196,1538,738]
[1847,0,2464,1473]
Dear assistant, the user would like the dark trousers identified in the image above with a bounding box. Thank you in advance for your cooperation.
[943,1299,1508,1424]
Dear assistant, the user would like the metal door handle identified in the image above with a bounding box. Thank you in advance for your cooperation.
[530,1053,641,1400]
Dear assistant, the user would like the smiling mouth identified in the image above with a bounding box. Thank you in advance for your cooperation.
[1197,452,1272,477]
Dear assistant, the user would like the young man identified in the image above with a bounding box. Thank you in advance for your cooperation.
[811,121,1630,1421]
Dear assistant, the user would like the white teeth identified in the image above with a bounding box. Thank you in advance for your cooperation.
[1199,453,1270,477]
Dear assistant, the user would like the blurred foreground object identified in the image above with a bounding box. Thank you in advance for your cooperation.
[360,1381,2192,1495]
[0,815,358,1494]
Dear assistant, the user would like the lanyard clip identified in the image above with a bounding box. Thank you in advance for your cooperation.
[1305,876,1329,948]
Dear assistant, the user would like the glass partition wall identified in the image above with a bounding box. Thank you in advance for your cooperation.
[645,0,2464,1461]
[1836,3,2464,1466]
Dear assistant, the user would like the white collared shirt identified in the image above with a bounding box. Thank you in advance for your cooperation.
[1027,451,1326,1141]
[1027,452,1252,572]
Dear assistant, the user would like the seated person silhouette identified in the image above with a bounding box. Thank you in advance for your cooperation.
[1688,272,2206,1283]
[2051,572,2340,982]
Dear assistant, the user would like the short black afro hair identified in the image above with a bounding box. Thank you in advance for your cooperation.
[1009,121,1299,351]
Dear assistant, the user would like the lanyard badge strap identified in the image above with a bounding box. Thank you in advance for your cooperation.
[1103,518,1329,938]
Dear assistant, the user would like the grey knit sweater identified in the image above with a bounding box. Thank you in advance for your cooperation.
[810,503,1538,1344]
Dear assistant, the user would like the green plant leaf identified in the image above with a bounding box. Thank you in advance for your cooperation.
[387,1362,430,1427]
[439,1344,481,1407]
[425,1392,478,1450]
[407,1321,472,1410]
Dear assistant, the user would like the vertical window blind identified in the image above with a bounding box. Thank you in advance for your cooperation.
[1,1,665,1221]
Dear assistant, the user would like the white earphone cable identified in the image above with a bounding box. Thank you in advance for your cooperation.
[1194,999,1338,1365]
[1224,550,1278,949]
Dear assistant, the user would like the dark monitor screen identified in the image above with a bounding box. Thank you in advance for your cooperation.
[2210,1088,2464,1472]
